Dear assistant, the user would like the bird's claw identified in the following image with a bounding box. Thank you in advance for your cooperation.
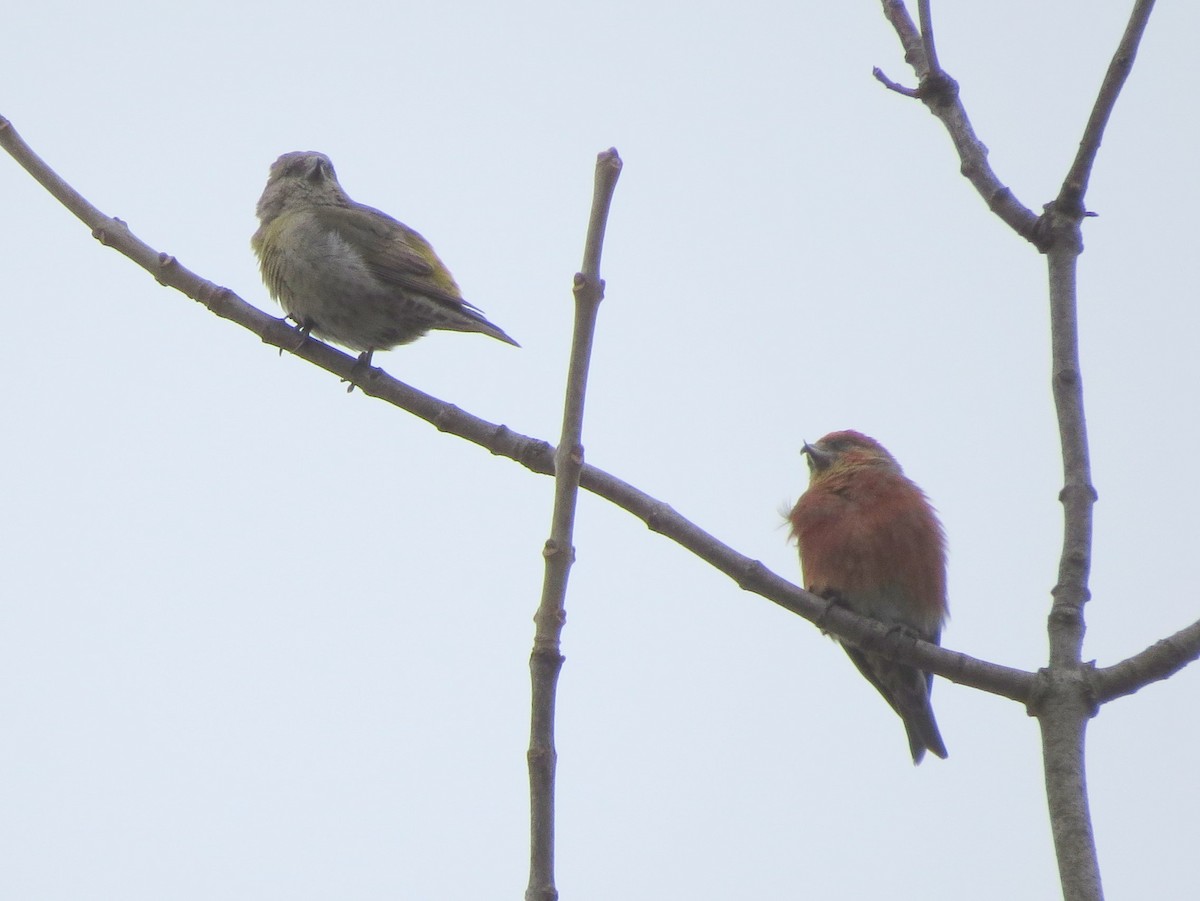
[814,590,845,636]
[343,350,376,394]
[280,317,313,356]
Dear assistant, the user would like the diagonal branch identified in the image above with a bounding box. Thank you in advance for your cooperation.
[1057,0,1157,215]
[0,112,1043,706]
[1093,617,1200,704]
[0,114,321,367]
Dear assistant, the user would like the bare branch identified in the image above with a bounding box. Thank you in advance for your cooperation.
[1037,679,1105,901]
[526,148,622,901]
[1032,3,1159,895]
[1045,248,1096,668]
[1094,617,1200,703]
[1057,0,1157,215]
[916,0,941,74]
[1043,0,1157,668]
[871,66,919,97]
[875,1,1043,246]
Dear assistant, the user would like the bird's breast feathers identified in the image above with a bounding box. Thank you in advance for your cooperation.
[790,467,946,629]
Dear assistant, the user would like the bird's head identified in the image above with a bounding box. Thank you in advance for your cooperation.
[256,151,349,223]
[801,430,902,480]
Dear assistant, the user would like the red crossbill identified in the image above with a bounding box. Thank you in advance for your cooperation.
[252,152,518,362]
[788,430,948,764]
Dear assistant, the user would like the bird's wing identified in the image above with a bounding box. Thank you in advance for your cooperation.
[321,204,481,311]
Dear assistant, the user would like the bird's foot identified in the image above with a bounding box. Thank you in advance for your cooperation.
[280,317,314,356]
[814,590,846,636]
[883,623,923,641]
[344,350,375,394]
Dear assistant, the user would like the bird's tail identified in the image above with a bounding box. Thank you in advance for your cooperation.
[902,701,948,765]
[842,645,949,765]
[441,304,520,346]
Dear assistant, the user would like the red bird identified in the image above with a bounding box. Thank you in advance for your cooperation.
[788,430,948,764]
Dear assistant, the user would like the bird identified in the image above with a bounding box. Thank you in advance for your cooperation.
[252,151,518,364]
[787,429,949,764]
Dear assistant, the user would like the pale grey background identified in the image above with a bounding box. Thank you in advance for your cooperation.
[3,2,1197,898]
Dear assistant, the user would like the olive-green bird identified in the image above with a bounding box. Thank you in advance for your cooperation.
[252,151,518,361]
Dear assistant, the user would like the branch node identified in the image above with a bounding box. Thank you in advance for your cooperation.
[643,500,680,535]
[733,558,771,591]
[201,284,236,315]
[1026,669,1047,717]
[1054,368,1080,389]
[91,217,129,246]
[430,402,464,433]
[529,644,565,672]
[1026,664,1100,719]
[486,423,513,454]
[154,252,178,285]
[572,272,605,305]
[513,436,555,473]
[916,70,959,107]
[984,186,1013,211]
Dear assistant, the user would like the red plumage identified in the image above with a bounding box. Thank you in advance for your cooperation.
[788,430,948,764]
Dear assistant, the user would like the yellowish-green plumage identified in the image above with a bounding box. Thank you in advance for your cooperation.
[252,152,518,356]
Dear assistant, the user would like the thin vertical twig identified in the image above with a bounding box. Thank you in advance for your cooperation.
[1042,0,1156,661]
[1044,245,1094,668]
[916,0,940,73]
[1036,4,1156,898]
[525,148,622,901]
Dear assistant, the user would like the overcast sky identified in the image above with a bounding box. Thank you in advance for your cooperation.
[3,2,1197,898]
